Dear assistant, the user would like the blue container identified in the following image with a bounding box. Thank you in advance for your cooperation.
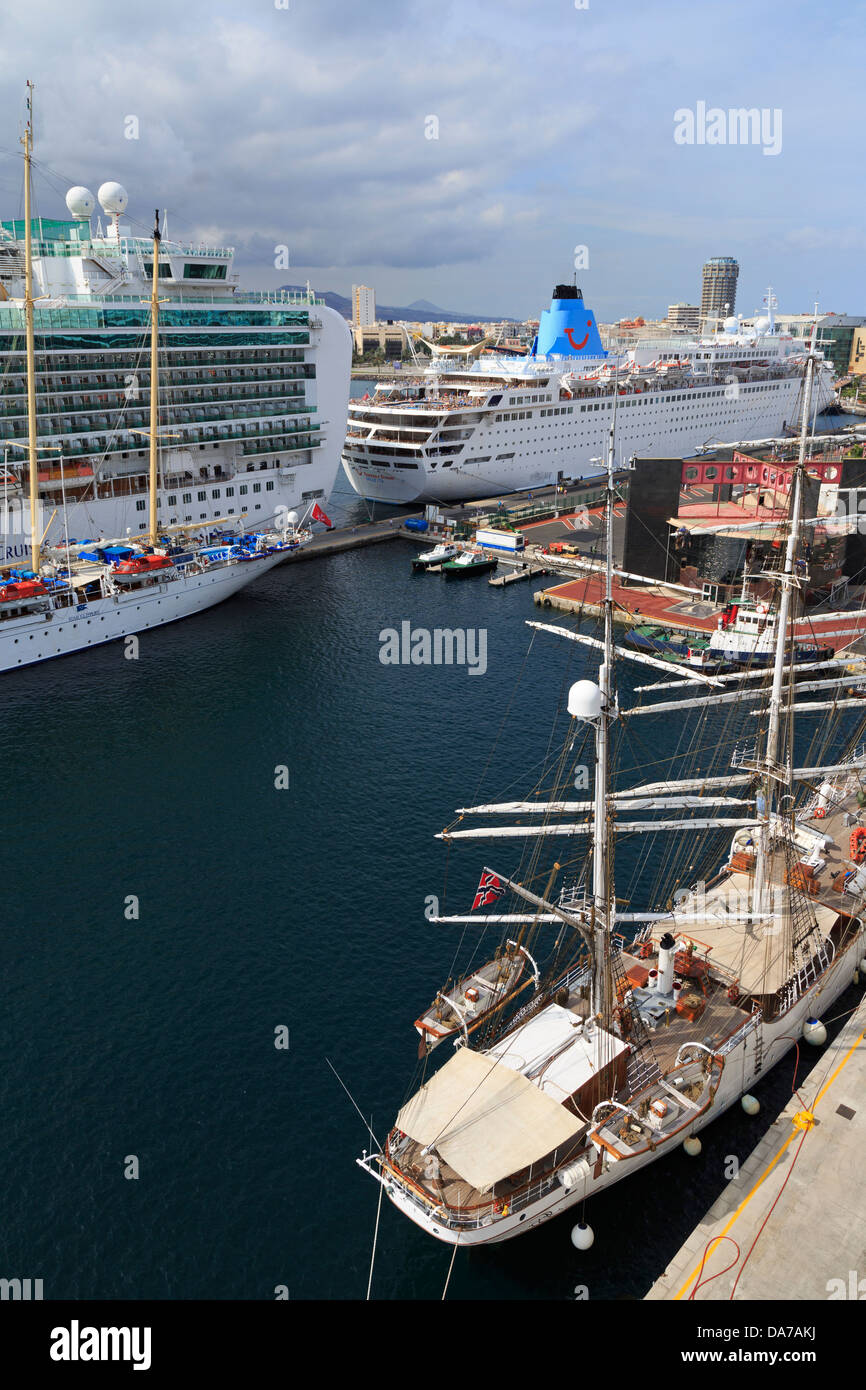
[405,518,428,532]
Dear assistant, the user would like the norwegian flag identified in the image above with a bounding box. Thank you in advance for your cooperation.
[311,503,333,528]
[472,868,505,911]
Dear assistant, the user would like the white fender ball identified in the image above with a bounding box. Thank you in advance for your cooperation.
[570,1222,595,1250]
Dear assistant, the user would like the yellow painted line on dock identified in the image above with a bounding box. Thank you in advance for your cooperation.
[673,1026,865,1300]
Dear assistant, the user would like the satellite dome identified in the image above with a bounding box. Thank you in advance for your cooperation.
[65,186,95,220]
[97,181,129,215]
[567,679,603,720]
[285,510,299,527]
[723,315,739,334]
[754,316,771,335]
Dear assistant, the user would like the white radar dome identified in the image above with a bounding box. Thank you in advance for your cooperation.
[65,186,95,220]
[567,680,603,721]
[723,316,739,334]
[285,510,299,527]
[97,181,129,215]
[754,316,771,335]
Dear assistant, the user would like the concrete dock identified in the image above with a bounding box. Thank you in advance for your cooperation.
[646,991,866,1301]
[280,514,414,561]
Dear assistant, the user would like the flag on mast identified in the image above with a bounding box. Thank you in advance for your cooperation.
[471,868,505,911]
[311,503,333,527]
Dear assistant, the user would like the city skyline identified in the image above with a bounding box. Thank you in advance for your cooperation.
[0,0,861,321]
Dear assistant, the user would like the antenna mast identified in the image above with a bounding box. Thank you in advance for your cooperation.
[148,210,161,547]
[21,81,40,574]
[591,388,618,1013]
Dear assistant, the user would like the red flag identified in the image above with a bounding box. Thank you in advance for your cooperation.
[311,503,333,528]
[472,868,505,911]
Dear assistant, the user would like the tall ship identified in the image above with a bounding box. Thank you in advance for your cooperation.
[341,284,834,504]
[358,334,866,1248]
[0,181,351,562]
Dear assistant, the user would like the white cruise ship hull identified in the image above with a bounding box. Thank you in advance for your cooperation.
[342,371,834,505]
[0,551,284,673]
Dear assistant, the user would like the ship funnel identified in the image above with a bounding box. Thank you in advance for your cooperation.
[534,286,607,360]
[657,932,679,994]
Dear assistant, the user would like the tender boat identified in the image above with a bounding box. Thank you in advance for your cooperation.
[441,548,498,578]
[412,542,460,572]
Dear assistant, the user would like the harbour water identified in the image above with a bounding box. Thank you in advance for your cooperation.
[1,496,860,1300]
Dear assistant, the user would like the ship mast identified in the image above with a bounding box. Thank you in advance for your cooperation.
[591,395,617,1014]
[148,210,161,547]
[753,328,816,912]
[21,81,40,574]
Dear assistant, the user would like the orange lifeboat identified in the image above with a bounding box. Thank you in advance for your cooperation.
[850,828,866,864]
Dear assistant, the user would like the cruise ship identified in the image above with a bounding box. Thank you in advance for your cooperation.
[341,285,834,504]
[0,183,351,561]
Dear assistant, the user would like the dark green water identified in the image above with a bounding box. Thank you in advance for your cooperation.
[0,466,859,1302]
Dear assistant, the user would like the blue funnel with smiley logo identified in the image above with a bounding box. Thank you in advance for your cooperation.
[532,285,607,359]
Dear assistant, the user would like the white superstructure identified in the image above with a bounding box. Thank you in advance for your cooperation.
[0,185,351,561]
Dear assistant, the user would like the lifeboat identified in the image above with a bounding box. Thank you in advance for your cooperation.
[849,828,866,864]
[0,578,48,607]
[414,944,534,1052]
[112,554,174,584]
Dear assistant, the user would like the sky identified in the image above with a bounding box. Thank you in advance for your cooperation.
[0,0,862,321]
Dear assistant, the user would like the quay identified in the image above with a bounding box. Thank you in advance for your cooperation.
[280,514,414,561]
[646,991,866,1301]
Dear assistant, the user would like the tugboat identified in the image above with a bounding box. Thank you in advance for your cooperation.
[441,548,498,579]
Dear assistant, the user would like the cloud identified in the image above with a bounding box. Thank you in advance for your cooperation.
[0,0,859,318]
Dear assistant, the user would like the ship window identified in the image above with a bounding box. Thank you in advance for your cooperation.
[253,483,261,493]
[135,499,146,511]
[266,481,274,491]
[240,485,248,495]
[168,494,177,505]
[183,263,228,280]
[182,492,191,502]
[213,489,221,498]
[197,490,207,500]
[226,487,234,496]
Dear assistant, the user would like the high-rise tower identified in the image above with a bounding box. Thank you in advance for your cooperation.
[701,257,739,330]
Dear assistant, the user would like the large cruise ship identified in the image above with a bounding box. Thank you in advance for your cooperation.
[0,183,351,561]
[341,285,835,504]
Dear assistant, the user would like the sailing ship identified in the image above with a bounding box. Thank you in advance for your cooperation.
[358,319,866,1247]
[0,86,306,674]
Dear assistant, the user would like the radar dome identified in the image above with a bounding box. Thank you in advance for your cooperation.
[65,186,95,220]
[754,316,771,335]
[285,510,299,527]
[97,181,129,215]
[567,679,603,721]
[724,316,739,334]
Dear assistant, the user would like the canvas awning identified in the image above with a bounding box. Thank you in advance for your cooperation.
[396,1045,584,1193]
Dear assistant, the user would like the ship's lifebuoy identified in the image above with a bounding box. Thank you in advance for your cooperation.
[814,807,826,819]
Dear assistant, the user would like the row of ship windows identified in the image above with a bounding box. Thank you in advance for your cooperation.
[491,383,783,424]
[134,481,276,509]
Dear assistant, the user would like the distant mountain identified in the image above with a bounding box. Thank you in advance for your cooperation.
[277,285,513,324]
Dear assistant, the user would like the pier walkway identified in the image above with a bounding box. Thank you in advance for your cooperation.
[646,991,866,1301]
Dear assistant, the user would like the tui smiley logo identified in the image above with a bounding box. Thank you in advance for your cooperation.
[564,319,593,350]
